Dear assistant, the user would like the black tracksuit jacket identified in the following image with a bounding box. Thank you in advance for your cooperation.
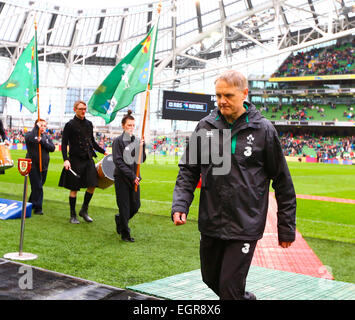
[172,102,296,242]
[112,132,146,187]
[25,126,55,171]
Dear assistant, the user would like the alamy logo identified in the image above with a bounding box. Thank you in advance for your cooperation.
[180,129,231,176]
[122,129,234,175]
[122,133,143,165]
[18,266,33,290]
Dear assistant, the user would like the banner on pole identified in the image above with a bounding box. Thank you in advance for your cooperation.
[88,21,159,124]
[0,37,38,113]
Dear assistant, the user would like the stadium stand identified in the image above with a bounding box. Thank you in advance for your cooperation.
[256,103,354,122]
[279,132,355,161]
[272,39,355,77]
[249,35,355,165]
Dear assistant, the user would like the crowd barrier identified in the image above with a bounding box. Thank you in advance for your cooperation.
[323,159,353,165]
[7,144,354,165]
[306,156,317,163]
[8,143,26,150]
[9,144,62,151]
[8,143,112,154]
[285,156,354,165]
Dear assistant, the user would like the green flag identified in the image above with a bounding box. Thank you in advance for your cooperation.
[0,37,38,113]
[88,21,159,124]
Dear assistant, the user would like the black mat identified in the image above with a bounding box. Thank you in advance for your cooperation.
[0,258,158,300]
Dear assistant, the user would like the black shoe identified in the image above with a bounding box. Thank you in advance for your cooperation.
[70,215,80,224]
[79,206,93,222]
[34,211,43,215]
[122,236,135,242]
[243,291,256,300]
[115,214,121,234]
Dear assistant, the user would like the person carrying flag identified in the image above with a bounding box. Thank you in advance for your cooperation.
[112,110,146,242]
[25,119,55,215]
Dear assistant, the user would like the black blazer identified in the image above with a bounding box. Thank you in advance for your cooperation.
[61,116,105,161]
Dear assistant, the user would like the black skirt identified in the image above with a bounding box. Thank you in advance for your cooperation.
[58,156,98,191]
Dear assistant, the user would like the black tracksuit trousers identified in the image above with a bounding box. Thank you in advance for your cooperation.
[114,178,140,238]
[29,168,48,213]
[200,234,257,300]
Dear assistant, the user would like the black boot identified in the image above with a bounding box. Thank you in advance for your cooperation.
[70,211,80,224]
[242,291,257,300]
[115,214,121,234]
[79,205,93,222]
[122,235,135,242]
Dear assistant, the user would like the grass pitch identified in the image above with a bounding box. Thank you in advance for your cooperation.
[0,150,354,286]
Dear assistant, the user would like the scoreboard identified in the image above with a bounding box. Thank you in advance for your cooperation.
[162,90,216,121]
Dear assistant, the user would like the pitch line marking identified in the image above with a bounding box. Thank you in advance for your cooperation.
[297,217,355,228]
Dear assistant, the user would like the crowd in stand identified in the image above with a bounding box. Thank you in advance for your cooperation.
[3,128,355,161]
[4,128,26,144]
[260,102,325,120]
[3,128,185,155]
[259,101,355,121]
[273,48,321,77]
[279,132,355,161]
[316,45,354,75]
[272,39,355,77]
[5,127,61,145]
[94,131,113,150]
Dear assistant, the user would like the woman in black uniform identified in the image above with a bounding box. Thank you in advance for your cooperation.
[112,110,146,242]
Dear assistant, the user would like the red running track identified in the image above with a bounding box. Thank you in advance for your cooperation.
[296,194,355,204]
[251,193,334,279]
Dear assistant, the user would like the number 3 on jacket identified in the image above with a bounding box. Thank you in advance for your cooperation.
[242,243,250,254]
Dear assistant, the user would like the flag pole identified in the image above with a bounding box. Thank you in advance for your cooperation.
[134,2,161,192]
[135,84,150,192]
[34,20,42,172]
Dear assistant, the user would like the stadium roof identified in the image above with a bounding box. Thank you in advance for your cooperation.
[0,0,354,87]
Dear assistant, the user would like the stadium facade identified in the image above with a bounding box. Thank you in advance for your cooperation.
[0,0,354,138]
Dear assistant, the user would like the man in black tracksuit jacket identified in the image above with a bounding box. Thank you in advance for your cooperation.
[25,119,55,214]
[172,70,296,300]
